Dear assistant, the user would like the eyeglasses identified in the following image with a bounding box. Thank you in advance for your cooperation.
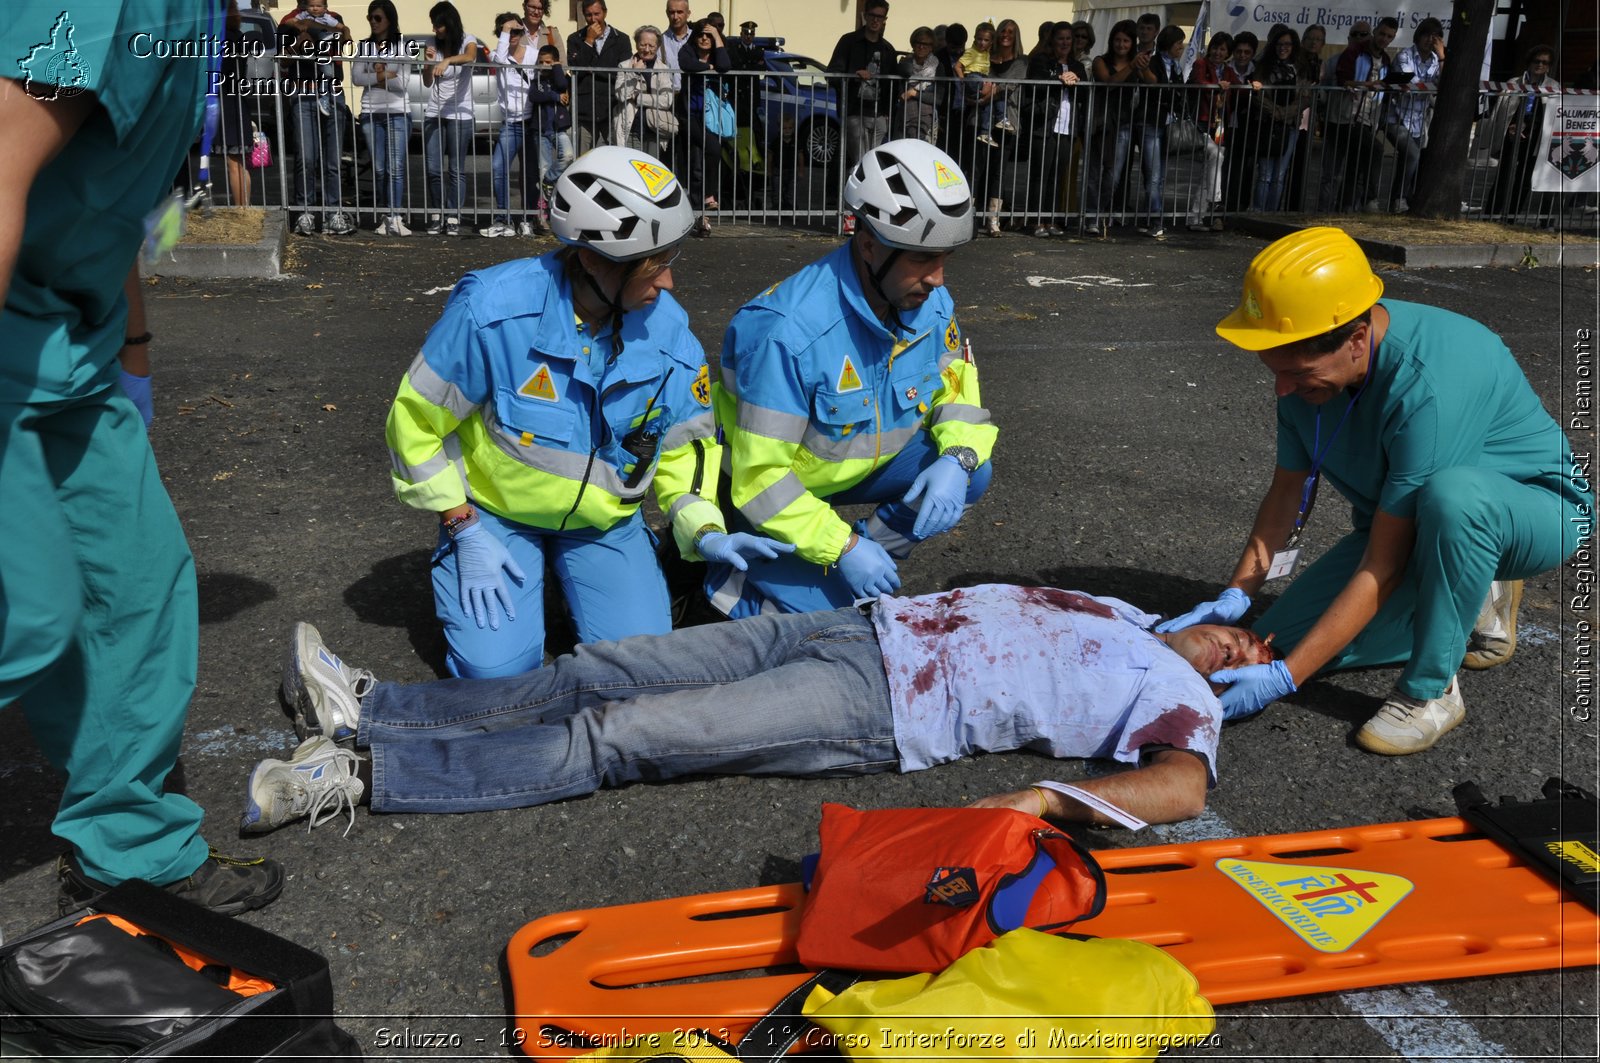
[1529,58,1551,66]
[637,248,682,278]
[367,13,384,20]
[1350,30,1370,39]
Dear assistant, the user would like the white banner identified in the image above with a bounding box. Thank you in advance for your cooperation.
[1213,2,1459,38]
[1533,94,1600,194]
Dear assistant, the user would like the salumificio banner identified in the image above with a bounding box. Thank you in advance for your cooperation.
[1534,95,1600,194]
[1211,2,1461,37]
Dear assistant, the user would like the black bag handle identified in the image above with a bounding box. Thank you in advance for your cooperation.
[733,969,860,1063]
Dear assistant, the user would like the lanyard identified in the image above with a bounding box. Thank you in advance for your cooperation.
[1286,333,1375,548]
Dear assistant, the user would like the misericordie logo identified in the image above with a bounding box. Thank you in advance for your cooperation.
[19,11,92,101]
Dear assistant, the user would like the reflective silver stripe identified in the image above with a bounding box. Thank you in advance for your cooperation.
[662,410,716,452]
[407,353,478,420]
[928,403,991,427]
[707,565,748,616]
[391,449,453,485]
[863,512,914,560]
[937,348,962,371]
[800,422,921,463]
[668,492,709,523]
[719,364,739,393]
[479,402,642,498]
[740,471,807,526]
[735,401,811,444]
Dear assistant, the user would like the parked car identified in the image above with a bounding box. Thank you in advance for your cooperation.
[760,52,840,166]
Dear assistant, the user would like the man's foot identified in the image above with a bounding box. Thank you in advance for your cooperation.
[241,736,365,836]
[380,214,412,236]
[1356,677,1465,755]
[282,620,375,742]
[479,221,516,238]
[1463,579,1523,670]
[293,213,318,235]
[425,214,444,235]
[324,211,356,235]
[57,849,284,917]
[444,217,461,236]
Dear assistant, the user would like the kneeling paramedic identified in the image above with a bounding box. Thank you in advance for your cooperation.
[383,146,790,686]
[1164,227,1591,755]
[706,139,997,618]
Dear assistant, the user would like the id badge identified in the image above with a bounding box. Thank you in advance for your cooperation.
[1265,547,1302,581]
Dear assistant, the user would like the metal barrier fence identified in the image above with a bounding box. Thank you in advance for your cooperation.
[194,61,1586,237]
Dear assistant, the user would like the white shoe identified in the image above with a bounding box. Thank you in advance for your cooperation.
[1463,580,1522,670]
[1357,677,1465,755]
[1393,197,1409,213]
[478,222,516,238]
[381,215,412,236]
[425,214,444,235]
[517,220,538,237]
[993,118,1016,133]
[281,620,375,743]
[240,736,365,836]
[293,213,318,235]
[324,212,355,235]
[444,217,461,236]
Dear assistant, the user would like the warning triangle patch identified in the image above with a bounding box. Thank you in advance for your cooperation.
[933,160,962,189]
[631,159,676,198]
[519,363,560,402]
[836,355,863,392]
[1216,859,1413,953]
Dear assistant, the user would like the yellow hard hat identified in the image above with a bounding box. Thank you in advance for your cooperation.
[1216,227,1384,351]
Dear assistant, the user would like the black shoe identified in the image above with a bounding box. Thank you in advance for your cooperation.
[57,848,285,917]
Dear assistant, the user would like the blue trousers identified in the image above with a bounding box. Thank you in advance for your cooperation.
[431,509,671,678]
[489,117,535,223]
[1254,467,1589,699]
[705,430,994,617]
[360,112,410,212]
[360,607,897,813]
[0,388,208,885]
[292,94,344,212]
[423,116,471,214]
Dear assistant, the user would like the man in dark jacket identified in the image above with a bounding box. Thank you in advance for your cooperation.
[566,0,632,153]
[828,0,898,167]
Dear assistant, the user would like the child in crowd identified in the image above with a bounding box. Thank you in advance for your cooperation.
[959,22,1012,146]
[531,43,574,221]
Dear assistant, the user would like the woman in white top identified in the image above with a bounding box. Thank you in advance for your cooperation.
[482,11,539,237]
[352,0,411,235]
[421,0,478,235]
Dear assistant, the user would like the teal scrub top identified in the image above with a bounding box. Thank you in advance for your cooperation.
[1275,298,1583,527]
[1,1,212,404]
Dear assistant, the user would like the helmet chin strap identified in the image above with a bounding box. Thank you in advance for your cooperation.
[854,234,906,335]
[582,261,635,360]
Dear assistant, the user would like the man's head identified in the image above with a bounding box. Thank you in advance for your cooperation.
[1345,20,1371,49]
[1413,17,1442,51]
[1372,17,1398,54]
[844,139,973,316]
[1158,625,1275,677]
[1216,227,1384,401]
[665,0,688,35]
[1232,31,1258,65]
[1136,12,1161,47]
[582,0,607,31]
[739,19,756,43]
[944,22,968,55]
[862,2,888,40]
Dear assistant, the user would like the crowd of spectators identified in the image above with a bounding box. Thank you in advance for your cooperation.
[218,1,1569,236]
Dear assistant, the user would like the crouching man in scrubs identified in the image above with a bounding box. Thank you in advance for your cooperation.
[1164,227,1590,754]
[240,585,1276,834]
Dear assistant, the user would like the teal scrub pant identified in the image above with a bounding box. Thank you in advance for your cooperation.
[0,389,208,886]
[1253,466,1590,700]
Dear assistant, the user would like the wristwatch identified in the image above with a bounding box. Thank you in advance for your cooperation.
[941,445,979,475]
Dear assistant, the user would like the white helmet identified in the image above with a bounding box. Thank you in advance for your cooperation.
[550,146,694,261]
[844,139,974,251]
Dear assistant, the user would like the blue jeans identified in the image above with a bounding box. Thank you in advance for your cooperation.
[705,429,994,618]
[539,129,574,186]
[431,508,671,679]
[360,112,409,212]
[359,607,898,813]
[490,117,535,223]
[292,94,343,212]
[1253,128,1299,211]
[964,73,1005,130]
[423,115,471,214]
[1088,123,1132,218]
[1138,124,1165,219]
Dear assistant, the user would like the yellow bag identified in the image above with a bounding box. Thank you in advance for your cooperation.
[803,930,1215,1063]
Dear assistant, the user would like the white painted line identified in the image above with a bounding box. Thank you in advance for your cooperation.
[1519,621,1558,648]
[1025,274,1155,289]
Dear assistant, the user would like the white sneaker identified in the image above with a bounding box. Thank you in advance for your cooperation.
[240,736,364,836]
[381,215,412,236]
[281,621,375,743]
[517,220,538,237]
[324,212,355,235]
[1357,677,1465,755]
[993,118,1016,133]
[478,221,516,238]
[444,217,461,236]
[1463,579,1523,670]
[293,213,317,235]
[425,214,444,235]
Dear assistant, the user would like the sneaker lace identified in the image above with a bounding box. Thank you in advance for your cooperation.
[350,668,378,702]
[294,746,365,837]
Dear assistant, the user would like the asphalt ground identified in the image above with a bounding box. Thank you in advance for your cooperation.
[2,224,1597,1060]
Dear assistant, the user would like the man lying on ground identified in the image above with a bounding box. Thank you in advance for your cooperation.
[241,585,1274,834]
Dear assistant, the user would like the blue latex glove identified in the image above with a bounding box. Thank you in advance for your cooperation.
[119,370,154,427]
[1155,587,1251,633]
[451,521,527,630]
[697,531,797,571]
[1211,659,1296,721]
[903,455,970,539]
[837,535,901,599]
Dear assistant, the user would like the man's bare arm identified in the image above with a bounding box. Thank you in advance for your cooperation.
[0,81,95,307]
[969,749,1209,827]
